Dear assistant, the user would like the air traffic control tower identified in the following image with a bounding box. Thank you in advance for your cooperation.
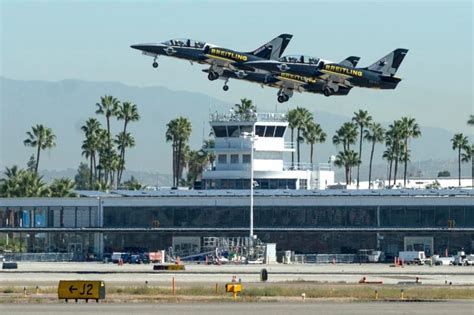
[201,111,334,190]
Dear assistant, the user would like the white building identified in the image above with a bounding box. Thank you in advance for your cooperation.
[201,112,334,190]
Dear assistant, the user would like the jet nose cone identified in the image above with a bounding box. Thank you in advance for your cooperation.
[130,44,145,50]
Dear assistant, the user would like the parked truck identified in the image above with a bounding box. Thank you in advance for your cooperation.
[398,251,427,265]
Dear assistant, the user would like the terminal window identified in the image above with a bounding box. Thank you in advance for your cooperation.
[230,154,239,164]
[218,154,227,164]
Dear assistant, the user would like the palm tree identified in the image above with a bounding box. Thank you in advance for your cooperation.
[116,101,140,183]
[382,146,395,186]
[81,118,102,188]
[352,110,373,188]
[364,122,385,188]
[0,166,49,197]
[202,139,216,168]
[333,122,358,180]
[400,117,421,187]
[49,178,76,197]
[95,95,120,183]
[287,109,299,168]
[334,150,360,185]
[233,98,256,119]
[166,117,192,187]
[294,107,313,166]
[186,149,209,187]
[23,124,56,174]
[332,122,358,152]
[386,120,403,186]
[303,120,326,165]
[115,131,136,184]
[451,133,469,186]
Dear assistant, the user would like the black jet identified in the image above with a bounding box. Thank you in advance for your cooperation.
[244,49,409,102]
[130,34,292,91]
[206,56,361,102]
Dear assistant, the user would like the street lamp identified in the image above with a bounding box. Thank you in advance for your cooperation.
[241,129,259,239]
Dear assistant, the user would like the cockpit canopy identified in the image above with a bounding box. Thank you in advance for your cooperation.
[280,55,320,65]
[162,38,206,48]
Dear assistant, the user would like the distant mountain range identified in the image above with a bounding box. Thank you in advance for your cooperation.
[1,77,470,184]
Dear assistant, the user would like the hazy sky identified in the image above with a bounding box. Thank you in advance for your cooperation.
[1,0,473,132]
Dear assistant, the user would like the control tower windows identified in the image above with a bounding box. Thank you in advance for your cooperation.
[275,126,286,137]
[256,125,266,137]
[218,154,227,164]
[212,126,227,137]
[230,154,239,164]
[242,154,251,164]
[227,126,239,137]
[265,126,275,137]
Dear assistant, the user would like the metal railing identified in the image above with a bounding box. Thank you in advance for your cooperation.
[294,254,358,264]
[210,112,287,123]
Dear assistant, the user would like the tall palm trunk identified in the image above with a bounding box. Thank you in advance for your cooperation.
[393,142,399,186]
[388,159,393,186]
[177,139,183,186]
[310,144,314,165]
[403,138,408,187]
[368,141,375,189]
[118,120,129,184]
[105,116,111,184]
[290,128,294,168]
[458,147,461,186]
[35,141,41,174]
[89,155,93,188]
[357,126,363,189]
[297,128,301,166]
[345,164,350,185]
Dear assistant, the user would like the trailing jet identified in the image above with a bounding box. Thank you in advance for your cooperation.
[244,49,409,102]
[130,34,293,91]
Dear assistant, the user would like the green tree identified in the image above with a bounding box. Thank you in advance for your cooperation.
[166,117,192,187]
[294,107,313,166]
[333,122,358,180]
[437,170,451,177]
[233,98,256,119]
[303,120,326,165]
[386,120,403,186]
[95,95,120,183]
[49,178,76,197]
[202,139,216,168]
[115,131,136,184]
[400,117,421,187]
[186,149,209,187]
[122,176,143,190]
[382,146,396,186]
[334,150,360,185]
[287,109,299,168]
[0,166,49,197]
[451,133,469,186]
[364,122,385,189]
[352,110,373,188]
[74,162,91,190]
[26,155,36,172]
[116,101,140,183]
[23,124,56,174]
[81,118,102,187]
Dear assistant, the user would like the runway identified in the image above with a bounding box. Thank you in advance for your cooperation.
[1,301,474,315]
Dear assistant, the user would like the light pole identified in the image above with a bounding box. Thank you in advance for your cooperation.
[242,128,258,239]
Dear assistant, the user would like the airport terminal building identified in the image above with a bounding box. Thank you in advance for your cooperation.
[1,189,473,260]
[1,112,473,260]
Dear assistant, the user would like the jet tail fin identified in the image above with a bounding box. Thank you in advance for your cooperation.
[339,56,360,68]
[365,48,409,76]
[248,34,293,60]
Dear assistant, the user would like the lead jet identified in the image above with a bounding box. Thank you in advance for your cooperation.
[130,34,293,90]
[244,49,409,102]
